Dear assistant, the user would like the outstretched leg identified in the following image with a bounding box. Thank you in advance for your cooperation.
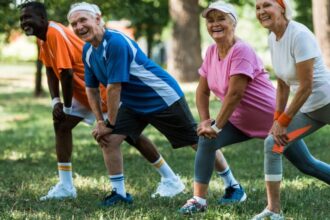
[131,135,184,197]
[262,110,328,214]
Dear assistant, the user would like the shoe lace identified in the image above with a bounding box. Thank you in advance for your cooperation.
[183,198,198,208]
[46,183,63,196]
[156,178,173,191]
[103,190,117,201]
[223,186,236,199]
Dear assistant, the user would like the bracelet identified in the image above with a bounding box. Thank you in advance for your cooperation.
[104,119,115,129]
[211,120,222,133]
[277,113,292,127]
[273,111,283,121]
[51,97,61,109]
[63,106,73,114]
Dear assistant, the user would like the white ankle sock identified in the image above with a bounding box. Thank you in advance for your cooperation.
[58,162,73,188]
[152,156,177,179]
[217,167,239,188]
[109,174,126,197]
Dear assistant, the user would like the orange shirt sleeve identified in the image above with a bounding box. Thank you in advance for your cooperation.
[38,40,52,67]
[46,28,74,76]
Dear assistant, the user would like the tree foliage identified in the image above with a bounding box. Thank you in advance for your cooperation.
[10,0,168,56]
[0,0,20,40]
[295,0,313,31]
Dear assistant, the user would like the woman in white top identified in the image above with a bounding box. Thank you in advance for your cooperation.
[254,0,330,219]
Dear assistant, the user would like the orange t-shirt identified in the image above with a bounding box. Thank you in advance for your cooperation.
[39,21,107,112]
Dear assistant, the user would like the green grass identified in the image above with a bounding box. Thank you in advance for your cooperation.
[0,66,329,220]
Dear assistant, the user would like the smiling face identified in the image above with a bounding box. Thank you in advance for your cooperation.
[255,0,285,30]
[20,6,47,38]
[206,10,235,43]
[69,11,101,45]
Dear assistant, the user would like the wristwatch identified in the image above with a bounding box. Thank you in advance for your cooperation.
[104,119,115,129]
[211,120,222,133]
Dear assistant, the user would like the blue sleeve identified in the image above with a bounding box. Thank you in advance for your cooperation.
[106,36,132,84]
[82,44,99,88]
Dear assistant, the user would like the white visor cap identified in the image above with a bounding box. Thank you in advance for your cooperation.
[202,1,238,24]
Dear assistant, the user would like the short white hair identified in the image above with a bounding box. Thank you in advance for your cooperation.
[67,2,105,27]
[282,0,293,20]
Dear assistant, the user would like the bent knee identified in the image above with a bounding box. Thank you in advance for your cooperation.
[54,120,73,133]
[264,135,276,154]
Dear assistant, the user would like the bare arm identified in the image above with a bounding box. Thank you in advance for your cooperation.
[106,83,122,126]
[271,59,314,145]
[199,74,249,138]
[46,67,64,121]
[214,74,249,129]
[86,87,104,121]
[46,67,60,99]
[60,69,74,108]
[87,86,112,144]
[196,76,211,121]
[275,78,290,113]
[284,59,314,118]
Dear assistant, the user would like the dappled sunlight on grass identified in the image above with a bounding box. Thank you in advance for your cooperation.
[1,66,330,219]
[4,151,27,161]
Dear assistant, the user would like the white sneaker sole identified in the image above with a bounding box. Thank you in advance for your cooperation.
[151,184,185,198]
[40,194,77,201]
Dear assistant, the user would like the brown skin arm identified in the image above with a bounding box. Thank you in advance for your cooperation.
[46,67,64,121]
[59,69,73,108]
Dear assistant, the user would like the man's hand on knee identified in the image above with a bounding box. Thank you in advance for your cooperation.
[53,102,65,122]
[92,120,113,142]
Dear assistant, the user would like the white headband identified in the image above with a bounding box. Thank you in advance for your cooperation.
[67,2,102,21]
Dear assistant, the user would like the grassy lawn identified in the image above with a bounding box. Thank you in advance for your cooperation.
[0,64,329,219]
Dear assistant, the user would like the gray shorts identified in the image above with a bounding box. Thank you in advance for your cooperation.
[112,97,198,148]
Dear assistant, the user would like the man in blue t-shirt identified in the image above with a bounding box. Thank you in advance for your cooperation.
[68,2,242,207]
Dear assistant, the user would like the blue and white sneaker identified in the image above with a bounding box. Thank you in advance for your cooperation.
[99,190,133,207]
[218,184,247,205]
[179,198,207,215]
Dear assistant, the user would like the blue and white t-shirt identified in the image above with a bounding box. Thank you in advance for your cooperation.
[83,29,184,114]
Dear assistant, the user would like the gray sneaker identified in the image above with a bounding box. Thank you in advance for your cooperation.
[179,198,207,215]
[252,208,284,220]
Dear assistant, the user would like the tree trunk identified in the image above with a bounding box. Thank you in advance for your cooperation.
[168,0,202,82]
[312,0,330,68]
[35,42,43,97]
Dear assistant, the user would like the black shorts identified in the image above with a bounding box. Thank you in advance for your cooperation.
[112,97,198,148]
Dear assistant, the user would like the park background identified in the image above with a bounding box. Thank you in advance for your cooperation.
[0,0,329,219]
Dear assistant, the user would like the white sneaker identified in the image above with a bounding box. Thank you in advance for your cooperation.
[40,182,77,201]
[151,175,185,198]
[252,208,284,220]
